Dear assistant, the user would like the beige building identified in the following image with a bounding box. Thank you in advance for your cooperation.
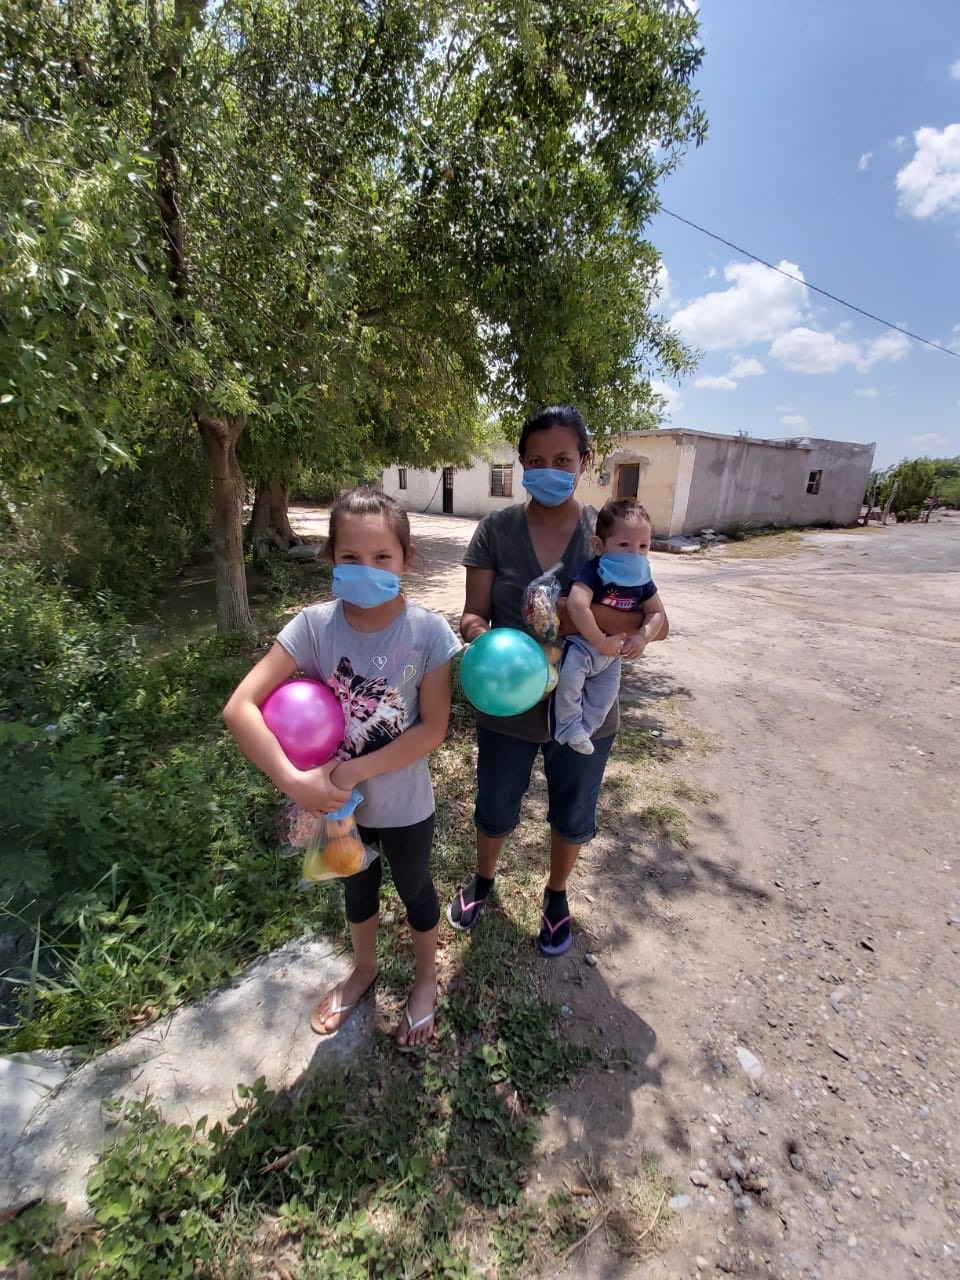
[382,428,876,537]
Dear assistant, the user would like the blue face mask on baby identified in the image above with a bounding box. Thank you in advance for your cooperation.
[597,553,652,588]
[521,467,578,507]
[332,564,401,608]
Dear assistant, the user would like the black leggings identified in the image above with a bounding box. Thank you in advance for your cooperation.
[343,814,439,933]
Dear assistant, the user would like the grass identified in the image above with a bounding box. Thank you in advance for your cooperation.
[710,528,806,559]
[705,519,887,560]
[0,573,717,1278]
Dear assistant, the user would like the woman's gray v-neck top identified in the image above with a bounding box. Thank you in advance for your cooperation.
[462,502,618,742]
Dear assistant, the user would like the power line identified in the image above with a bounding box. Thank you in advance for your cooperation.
[660,207,960,362]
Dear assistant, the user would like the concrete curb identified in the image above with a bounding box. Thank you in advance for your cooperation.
[0,935,366,1219]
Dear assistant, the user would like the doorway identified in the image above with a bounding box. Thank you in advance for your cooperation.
[616,463,640,498]
[442,467,454,514]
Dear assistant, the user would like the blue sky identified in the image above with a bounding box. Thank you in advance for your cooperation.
[648,0,960,470]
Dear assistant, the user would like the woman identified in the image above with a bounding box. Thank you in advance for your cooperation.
[447,404,668,955]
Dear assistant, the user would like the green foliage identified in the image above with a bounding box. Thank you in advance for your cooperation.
[874,456,937,515]
[5,431,209,611]
[931,456,960,507]
[0,554,684,1276]
[2,0,706,630]
[869,455,960,512]
[0,565,314,1045]
[0,1007,591,1277]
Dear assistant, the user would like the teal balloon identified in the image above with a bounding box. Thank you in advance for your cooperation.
[459,628,550,717]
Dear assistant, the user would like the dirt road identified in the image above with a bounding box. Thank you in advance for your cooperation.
[292,508,960,1279]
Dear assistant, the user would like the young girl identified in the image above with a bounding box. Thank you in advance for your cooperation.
[223,488,460,1050]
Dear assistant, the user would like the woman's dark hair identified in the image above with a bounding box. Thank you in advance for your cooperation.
[326,487,411,560]
[517,404,590,459]
[595,498,652,541]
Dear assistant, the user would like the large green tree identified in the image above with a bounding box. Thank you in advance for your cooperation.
[877,458,936,516]
[2,0,705,632]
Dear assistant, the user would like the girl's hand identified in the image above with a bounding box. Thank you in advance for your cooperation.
[330,758,364,794]
[288,759,352,816]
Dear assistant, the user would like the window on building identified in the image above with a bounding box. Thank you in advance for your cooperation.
[806,470,822,495]
[490,463,514,498]
[398,467,407,490]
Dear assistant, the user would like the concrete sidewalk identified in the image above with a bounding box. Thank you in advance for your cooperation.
[0,936,366,1219]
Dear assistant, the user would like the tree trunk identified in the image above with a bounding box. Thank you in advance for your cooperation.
[861,485,876,526]
[246,476,303,559]
[881,477,899,527]
[198,415,254,635]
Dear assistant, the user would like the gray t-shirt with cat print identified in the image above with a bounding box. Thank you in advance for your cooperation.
[277,600,461,828]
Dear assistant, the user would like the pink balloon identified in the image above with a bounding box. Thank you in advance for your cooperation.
[260,679,345,770]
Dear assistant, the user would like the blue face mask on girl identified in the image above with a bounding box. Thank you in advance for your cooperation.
[332,564,401,608]
[597,553,652,588]
[521,467,578,507]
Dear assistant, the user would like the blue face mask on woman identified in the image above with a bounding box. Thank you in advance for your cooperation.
[597,552,652,587]
[332,564,401,608]
[521,467,578,507]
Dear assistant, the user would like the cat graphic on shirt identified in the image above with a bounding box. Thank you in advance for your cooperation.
[330,657,407,759]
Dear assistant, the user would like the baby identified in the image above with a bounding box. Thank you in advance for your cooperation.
[550,498,666,754]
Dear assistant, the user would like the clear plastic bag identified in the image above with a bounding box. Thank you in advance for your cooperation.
[280,790,379,884]
[521,561,563,643]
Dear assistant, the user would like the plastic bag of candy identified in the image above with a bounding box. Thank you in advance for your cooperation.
[521,561,563,643]
[280,790,379,884]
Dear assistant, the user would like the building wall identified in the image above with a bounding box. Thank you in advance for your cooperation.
[381,463,442,513]
[381,431,875,535]
[682,435,875,531]
[381,451,520,518]
[577,434,688,534]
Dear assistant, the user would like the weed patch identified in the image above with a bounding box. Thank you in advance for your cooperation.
[0,556,687,1276]
[0,1000,594,1277]
[638,801,689,846]
[711,528,807,559]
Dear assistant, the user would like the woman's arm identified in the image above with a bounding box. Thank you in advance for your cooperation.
[460,566,494,643]
[222,641,352,815]
[331,661,453,792]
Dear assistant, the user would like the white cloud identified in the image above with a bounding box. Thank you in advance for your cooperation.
[896,124,960,219]
[653,262,673,307]
[780,415,808,429]
[950,59,960,81]
[854,387,880,398]
[858,151,873,171]
[859,329,910,369]
[694,375,737,391]
[729,355,764,378]
[670,260,808,350]
[905,432,949,452]
[769,327,861,373]
[651,379,683,416]
[892,135,909,151]
[769,325,912,374]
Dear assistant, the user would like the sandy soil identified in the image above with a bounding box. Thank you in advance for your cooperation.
[291,507,960,1280]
